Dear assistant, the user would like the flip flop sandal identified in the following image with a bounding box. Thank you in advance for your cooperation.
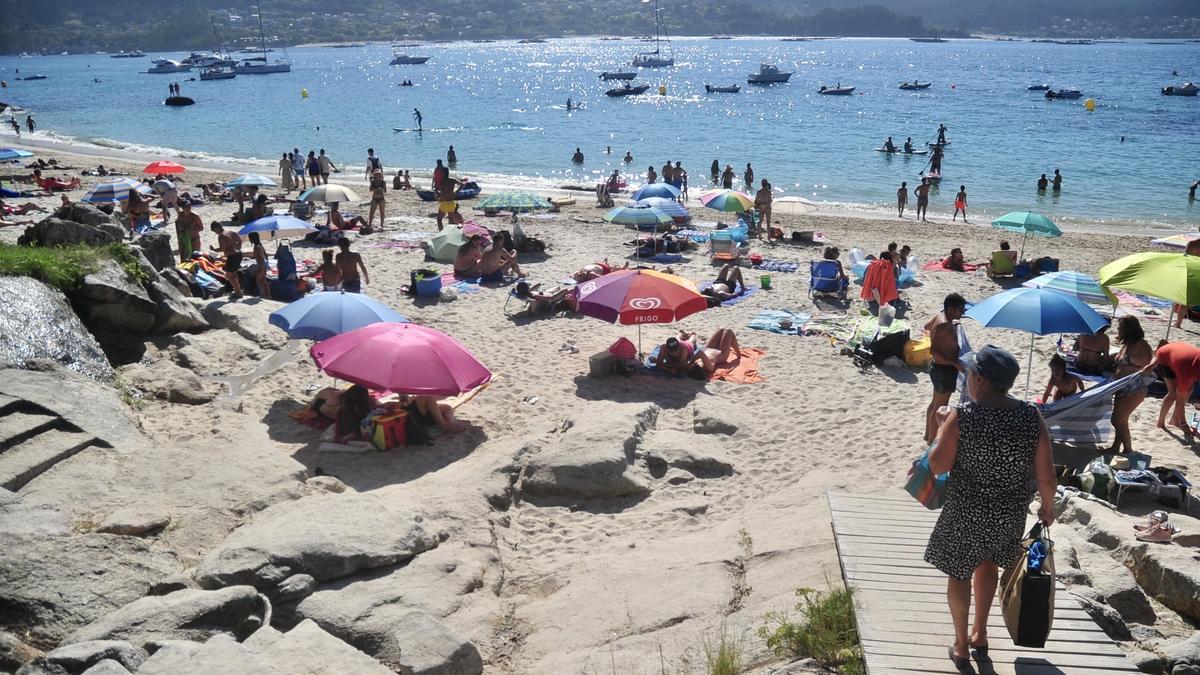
[1135,523,1179,543]
[1134,510,1169,532]
[949,646,975,674]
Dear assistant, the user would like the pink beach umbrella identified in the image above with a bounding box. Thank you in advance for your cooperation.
[310,323,492,397]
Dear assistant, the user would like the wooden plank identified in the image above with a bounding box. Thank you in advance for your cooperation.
[827,492,1134,675]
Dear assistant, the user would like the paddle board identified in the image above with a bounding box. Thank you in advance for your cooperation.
[875,148,928,155]
[551,104,585,111]
[393,128,424,132]
[925,140,952,147]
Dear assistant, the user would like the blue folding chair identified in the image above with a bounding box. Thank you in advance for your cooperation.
[810,259,849,301]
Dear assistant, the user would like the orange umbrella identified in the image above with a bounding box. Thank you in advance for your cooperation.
[143,160,186,174]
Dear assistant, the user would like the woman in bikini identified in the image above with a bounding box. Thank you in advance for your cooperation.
[1106,316,1152,454]
[702,264,746,302]
[682,328,741,379]
[314,248,342,291]
[400,395,468,433]
[454,237,484,277]
[1072,324,1110,375]
[367,170,387,232]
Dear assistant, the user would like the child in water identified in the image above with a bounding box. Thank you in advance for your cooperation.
[1042,354,1084,403]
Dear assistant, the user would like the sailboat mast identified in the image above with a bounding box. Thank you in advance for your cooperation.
[256,0,267,52]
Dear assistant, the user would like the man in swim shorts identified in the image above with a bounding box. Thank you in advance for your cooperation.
[914,178,930,222]
[435,175,460,231]
[335,238,369,293]
[924,293,967,442]
[210,222,244,300]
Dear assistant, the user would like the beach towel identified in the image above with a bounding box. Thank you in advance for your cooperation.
[289,408,333,430]
[1111,290,1171,321]
[699,282,759,307]
[1039,372,1150,445]
[710,348,766,384]
[676,229,710,243]
[637,253,684,263]
[755,260,800,273]
[921,258,981,273]
[860,258,899,305]
[851,261,918,287]
[748,310,811,335]
[365,240,425,250]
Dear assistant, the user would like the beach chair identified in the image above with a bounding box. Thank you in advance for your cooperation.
[503,287,531,316]
[596,183,614,208]
[809,259,849,301]
[988,250,1016,278]
[709,230,743,264]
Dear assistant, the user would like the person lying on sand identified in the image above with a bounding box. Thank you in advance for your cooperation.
[399,395,468,433]
[32,170,80,191]
[702,264,746,302]
[684,328,741,379]
[0,198,46,216]
[200,183,233,201]
[943,247,966,272]
[514,281,577,314]
[650,334,695,376]
[572,260,629,282]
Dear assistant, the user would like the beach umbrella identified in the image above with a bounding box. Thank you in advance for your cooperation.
[575,269,707,354]
[630,183,681,200]
[1099,251,1200,339]
[991,211,1061,259]
[1150,233,1200,250]
[143,160,185,174]
[81,178,154,203]
[311,323,492,396]
[1022,270,1116,306]
[632,196,689,220]
[225,174,277,188]
[965,287,1108,396]
[0,148,34,161]
[425,227,468,263]
[238,214,317,240]
[269,291,408,341]
[475,192,552,212]
[698,189,755,212]
[773,196,819,216]
[603,204,674,229]
[300,183,359,203]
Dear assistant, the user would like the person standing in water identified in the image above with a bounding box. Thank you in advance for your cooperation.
[1037,174,1049,191]
[743,163,754,190]
[447,145,457,166]
[953,185,968,222]
[1052,169,1063,191]
[571,148,584,164]
[711,159,720,184]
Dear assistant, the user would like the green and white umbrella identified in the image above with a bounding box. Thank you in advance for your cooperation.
[475,192,552,213]
[991,211,1061,258]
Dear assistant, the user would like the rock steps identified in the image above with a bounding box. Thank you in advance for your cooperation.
[0,404,102,491]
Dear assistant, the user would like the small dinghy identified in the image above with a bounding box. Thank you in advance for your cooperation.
[705,84,741,93]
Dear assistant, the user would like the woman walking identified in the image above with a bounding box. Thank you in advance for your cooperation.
[924,345,1056,673]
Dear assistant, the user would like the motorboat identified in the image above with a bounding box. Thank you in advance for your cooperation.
[182,52,224,67]
[147,59,192,74]
[819,84,856,95]
[606,84,650,97]
[599,71,636,80]
[1045,88,1082,99]
[705,84,741,93]
[898,81,931,90]
[518,38,546,44]
[631,0,673,67]
[20,75,48,81]
[747,63,792,84]
[710,35,733,40]
[390,55,430,65]
[199,66,236,81]
[110,51,146,58]
[1162,82,1199,96]
[1027,83,1050,91]
[910,37,947,43]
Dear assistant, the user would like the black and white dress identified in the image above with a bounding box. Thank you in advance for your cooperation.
[925,400,1040,580]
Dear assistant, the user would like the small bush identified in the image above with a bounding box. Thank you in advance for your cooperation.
[0,243,147,292]
[703,624,743,675]
[759,586,863,674]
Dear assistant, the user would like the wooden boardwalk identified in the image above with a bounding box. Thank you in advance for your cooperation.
[828,492,1138,675]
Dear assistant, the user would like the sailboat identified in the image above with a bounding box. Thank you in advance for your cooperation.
[632,0,674,68]
[200,17,238,80]
[235,0,291,74]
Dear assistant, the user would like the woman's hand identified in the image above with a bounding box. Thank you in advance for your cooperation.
[1038,500,1055,527]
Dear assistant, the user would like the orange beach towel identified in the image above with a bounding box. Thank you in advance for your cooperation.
[710,347,766,384]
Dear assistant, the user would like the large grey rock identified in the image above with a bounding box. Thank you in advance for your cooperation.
[200,300,287,349]
[130,641,201,675]
[170,330,262,376]
[118,362,219,405]
[520,404,656,500]
[301,606,481,675]
[138,634,271,675]
[244,620,394,674]
[1166,632,1200,667]
[0,631,43,673]
[0,278,114,382]
[0,368,141,448]
[147,277,208,334]
[77,261,156,333]
[80,660,130,675]
[96,506,170,537]
[18,216,123,248]
[56,204,124,230]
[195,493,439,591]
[134,232,174,272]
[44,640,147,673]
[67,587,266,650]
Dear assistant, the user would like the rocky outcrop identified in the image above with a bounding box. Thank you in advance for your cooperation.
[200,300,287,349]
[118,361,219,405]
[194,493,440,592]
[169,330,262,376]
[0,631,43,673]
[78,260,156,333]
[0,278,114,382]
[80,660,130,675]
[96,506,171,537]
[18,212,124,248]
[67,587,267,650]
[520,404,657,500]
[147,277,208,333]
[133,232,174,272]
[42,640,147,674]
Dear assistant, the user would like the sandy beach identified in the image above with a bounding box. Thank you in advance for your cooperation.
[2,138,1198,673]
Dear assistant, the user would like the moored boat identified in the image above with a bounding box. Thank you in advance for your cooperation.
[898,81,931,90]
[147,59,191,74]
[1162,82,1199,96]
[599,71,636,80]
[199,66,236,81]
[1045,88,1082,99]
[390,55,430,65]
[705,84,741,93]
[819,84,855,95]
[1027,83,1050,91]
[606,84,650,97]
[747,63,792,84]
[110,50,146,58]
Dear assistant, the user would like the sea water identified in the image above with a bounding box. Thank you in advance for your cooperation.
[1,38,1198,227]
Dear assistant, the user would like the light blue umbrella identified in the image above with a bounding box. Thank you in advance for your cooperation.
[239,215,317,240]
[965,286,1108,395]
[632,196,688,220]
[0,148,34,161]
[1022,270,1116,306]
[225,174,278,188]
[630,183,681,200]
[603,204,673,230]
[991,211,1061,258]
[268,292,409,341]
[81,178,154,203]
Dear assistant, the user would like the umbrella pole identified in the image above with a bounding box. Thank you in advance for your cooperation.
[638,324,643,358]
[1020,230,1029,261]
[1025,333,1035,400]
[1165,319,1173,342]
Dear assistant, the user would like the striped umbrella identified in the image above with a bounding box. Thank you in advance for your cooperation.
[698,189,755,212]
[630,183,681,200]
[632,197,689,220]
[1022,270,1116,306]
[0,148,34,161]
[225,174,278,188]
[300,184,359,203]
[575,268,707,354]
[81,178,155,203]
[604,204,674,229]
[1151,233,1200,250]
[475,192,551,212]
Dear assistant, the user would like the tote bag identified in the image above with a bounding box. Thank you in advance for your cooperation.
[1000,522,1056,648]
[904,443,948,509]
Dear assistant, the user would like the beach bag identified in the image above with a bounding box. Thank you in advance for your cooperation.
[904,443,948,509]
[410,269,442,297]
[370,412,408,450]
[1000,522,1056,648]
[1077,458,1116,502]
[904,335,933,368]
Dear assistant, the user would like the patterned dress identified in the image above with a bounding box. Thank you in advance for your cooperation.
[925,401,1040,580]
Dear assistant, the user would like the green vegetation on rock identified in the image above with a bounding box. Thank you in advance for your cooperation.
[0,243,148,293]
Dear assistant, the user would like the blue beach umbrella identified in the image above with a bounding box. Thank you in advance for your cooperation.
[630,183,681,201]
[632,196,689,220]
[0,148,34,161]
[268,291,409,341]
[965,286,1108,395]
[1022,270,1116,307]
[225,174,278,188]
[239,214,317,240]
[603,204,673,229]
[81,178,154,203]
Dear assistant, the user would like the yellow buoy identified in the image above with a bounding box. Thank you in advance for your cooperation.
[1084,98,1095,111]
[658,84,666,96]
[301,88,309,99]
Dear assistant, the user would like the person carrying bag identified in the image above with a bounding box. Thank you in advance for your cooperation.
[1000,522,1055,648]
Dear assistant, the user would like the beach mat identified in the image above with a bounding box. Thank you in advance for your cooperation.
[921,258,981,273]
[754,260,800,273]
[710,347,766,384]
[748,310,810,335]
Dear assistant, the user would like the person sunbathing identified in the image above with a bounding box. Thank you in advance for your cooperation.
[985,240,1018,277]
[650,334,695,376]
[200,183,233,201]
[702,264,746,302]
[1,199,45,216]
[327,203,367,230]
[0,186,50,198]
[685,328,741,379]
[1072,324,1110,375]
[455,237,484,276]
[399,395,468,433]
[573,260,629,282]
[33,170,80,191]
[303,385,377,423]
[333,385,377,443]
[943,247,966,272]
[514,281,576,314]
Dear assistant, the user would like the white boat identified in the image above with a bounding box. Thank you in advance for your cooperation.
[389,55,430,65]
[632,0,674,68]
[747,63,792,84]
[146,59,192,74]
[199,66,236,81]
[110,50,146,59]
[235,0,291,75]
[599,71,636,80]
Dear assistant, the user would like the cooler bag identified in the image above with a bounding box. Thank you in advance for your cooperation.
[1000,522,1056,648]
